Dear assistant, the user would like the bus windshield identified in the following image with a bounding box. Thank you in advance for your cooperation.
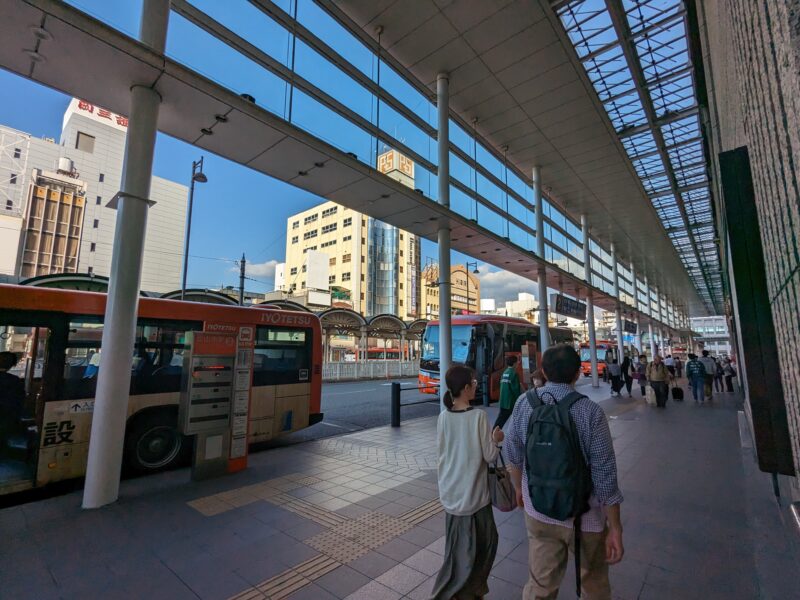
[580,347,608,362]
[422,325,473,363]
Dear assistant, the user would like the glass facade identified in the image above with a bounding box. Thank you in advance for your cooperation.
[366,218,398,317]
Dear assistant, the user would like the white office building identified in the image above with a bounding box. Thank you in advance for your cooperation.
[0,98,187,293]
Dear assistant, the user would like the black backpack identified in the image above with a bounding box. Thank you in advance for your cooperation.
[526,389,593,596]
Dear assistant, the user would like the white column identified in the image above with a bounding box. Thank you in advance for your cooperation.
[83,0,170,509]
[581,214,599,387]
[437,73,451,407]
[610,243,624,361]
[533,165,548,353]
[631,264,642,354]
[649,322,657,358]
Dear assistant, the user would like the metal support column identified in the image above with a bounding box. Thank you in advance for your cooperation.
[610,243,624,361]
[649,322,657,358]
[533,165,548,353]
[581,214,599,387]
[631,264,642,354]
[83,0,170,509]
[436,73,451,407]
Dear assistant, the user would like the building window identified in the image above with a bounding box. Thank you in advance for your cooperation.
[90,242,96,252]
[400,250,404,257]
[342,254,351,263]
[76,131,95,153]
[322,206,338,218]
[321,223,337,234]
[5,200,12,210]
[303,230,317,240]
[343,217,352,227]
[301,282,306,289]
[9,174,16,184]
[321,240,337,248]
[329,257,336,266]
[304,214,318,225]
[87,266,94,274]
[13,148,21,158]
[96,195,102,205]
[361,274,365,281]
[93,219,99,228]
[290,267,297,275]
[342,272,351,282]
[361,256,365,263]
[302,265,307,273]
[329,275,336,284]
[99,173,104,182]
[400,234,404,241]
[291,235,298,244]
[343,235,352,242]
[292,221,299,229]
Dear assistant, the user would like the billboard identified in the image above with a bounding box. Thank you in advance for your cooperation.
[550,294,586,320]
[305,250,330,291]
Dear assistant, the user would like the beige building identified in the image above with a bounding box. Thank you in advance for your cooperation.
[279,150,421,319]
[420,263,481,318]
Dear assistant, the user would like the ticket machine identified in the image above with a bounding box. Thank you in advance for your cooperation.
[179,330,253,480]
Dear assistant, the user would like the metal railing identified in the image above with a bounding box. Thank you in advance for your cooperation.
[322,360,420,382]
[390,381,439,427]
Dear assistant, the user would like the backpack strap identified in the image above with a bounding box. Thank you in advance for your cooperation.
[526,388,543,410]
[558,391,587,410]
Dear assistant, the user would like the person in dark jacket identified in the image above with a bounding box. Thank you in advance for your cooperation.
[685,353,706,403]
[0,352,25,451]
[621,354,633,398]
[493,355,521,429]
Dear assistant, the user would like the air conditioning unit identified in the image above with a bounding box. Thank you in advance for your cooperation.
[57,157,74,173]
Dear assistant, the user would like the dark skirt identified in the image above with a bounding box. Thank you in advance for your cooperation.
[430,503,498,600]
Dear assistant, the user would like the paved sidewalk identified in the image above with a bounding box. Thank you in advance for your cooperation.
[1,382,795,599]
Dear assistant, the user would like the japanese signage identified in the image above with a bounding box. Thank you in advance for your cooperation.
[67,98,129,132]
[550,294,587,320]
[623,319,638,334]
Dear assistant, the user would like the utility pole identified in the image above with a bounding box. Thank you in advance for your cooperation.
[239,252,246,306]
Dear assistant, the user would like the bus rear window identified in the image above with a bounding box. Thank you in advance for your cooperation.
[253,326,311,386]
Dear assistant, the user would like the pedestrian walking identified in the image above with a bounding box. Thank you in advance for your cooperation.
[713,358,724,392]
[608,359,622,397]
[431,365,504,600]
[504,345,624,600]
[685,353,706,403]
[494,355,521,430]
[675,356,683,379]
[665,354,676,379]
[698,351,716,401]
[646,355,670,408]
[723,358,737,392]
[621,354,633,398]
[634,355,648,397]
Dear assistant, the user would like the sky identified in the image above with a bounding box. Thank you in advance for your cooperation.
[0,0,541,305]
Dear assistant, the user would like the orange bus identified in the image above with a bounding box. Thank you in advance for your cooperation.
[0,284,322,496]
[579,341,639,377]
[418,315,574,402]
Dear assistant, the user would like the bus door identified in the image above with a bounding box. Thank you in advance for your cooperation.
[0,312,64,495]
[489,324,506,401]
[473,325,491,404]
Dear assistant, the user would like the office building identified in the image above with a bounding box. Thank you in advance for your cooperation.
[420,262,481,318]
[278,150,421,319]
[0,98,187,292]
[691,316,732,356]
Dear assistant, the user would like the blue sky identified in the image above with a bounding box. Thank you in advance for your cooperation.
[0,0,540,303]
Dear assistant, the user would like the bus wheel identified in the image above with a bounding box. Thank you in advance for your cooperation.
[124,410,186,473]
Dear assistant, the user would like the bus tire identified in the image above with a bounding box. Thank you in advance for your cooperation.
[124,408,188,474]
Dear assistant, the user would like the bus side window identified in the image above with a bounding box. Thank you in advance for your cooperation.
[492,324,505,370]
[62,317,103,400]
[253,327,311,386]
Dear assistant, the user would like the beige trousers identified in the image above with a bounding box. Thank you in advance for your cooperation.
[522,514,611,600]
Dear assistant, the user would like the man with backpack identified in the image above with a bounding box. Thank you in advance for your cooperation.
[504,344,624,600]
[685,353,706,403]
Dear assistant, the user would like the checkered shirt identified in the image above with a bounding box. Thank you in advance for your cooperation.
[503,382,623,532]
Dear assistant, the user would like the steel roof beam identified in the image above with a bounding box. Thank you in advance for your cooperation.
[617,105,699,138]
[604,0,717,312]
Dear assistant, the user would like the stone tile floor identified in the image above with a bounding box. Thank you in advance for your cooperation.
[1,380,796,599]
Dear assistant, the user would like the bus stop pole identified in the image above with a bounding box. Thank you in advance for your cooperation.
[581,214,599,388]
[83,0,170,509]
[437,73,451,409]
[533,165,548,354]
[611,243,624,361]
[390,382,401,427]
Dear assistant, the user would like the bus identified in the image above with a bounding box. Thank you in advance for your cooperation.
[0,284,322,496]
[418,315,574,402]
[579,341,639,377]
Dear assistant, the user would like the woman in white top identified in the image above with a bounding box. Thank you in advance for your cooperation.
[430,365,504,600]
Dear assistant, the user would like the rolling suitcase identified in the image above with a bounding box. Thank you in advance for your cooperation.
[672,386,684,401]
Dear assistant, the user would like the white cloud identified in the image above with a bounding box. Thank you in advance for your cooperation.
[474,264,538,305]
[238,259,278,279]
